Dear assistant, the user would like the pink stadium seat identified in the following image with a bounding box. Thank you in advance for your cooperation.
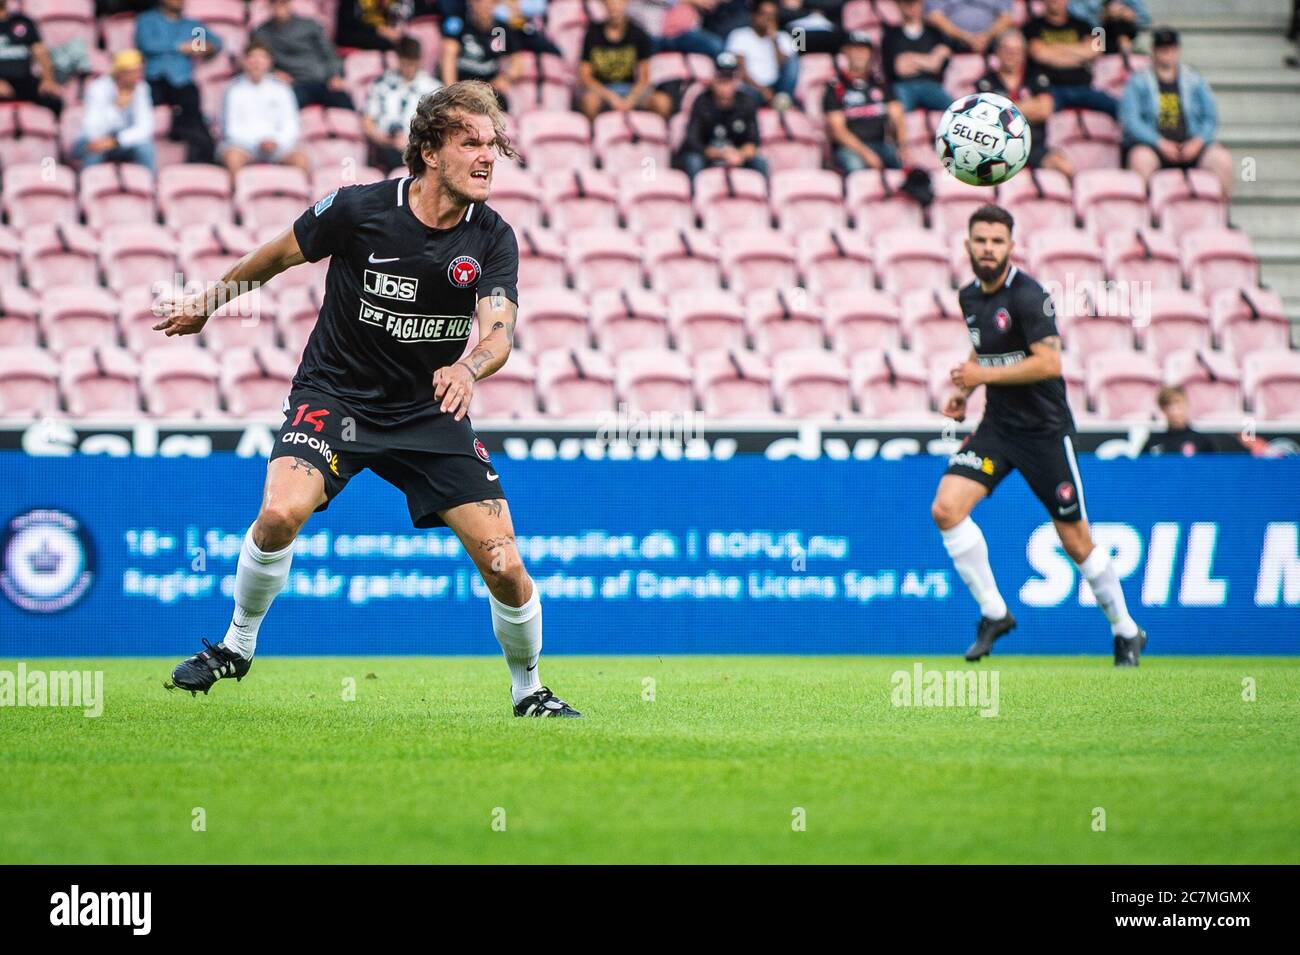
[757,107,824,173]
[851,349,929,419]
[543,168,619,232]
[1143,288,1212,358]
[0,286,42,347]
[27,0,96,48]
[200,288,280,351]
[38,285,119,351]
[900,111,944,170]
[719,228,797,294]
[299,107,368,170]
[119,285,171,354]
[149,105,188,169]
[695,348,773,417]
[1162,349,1243,423]
[944,53,987,96]
[274,285,323,358]
[141,346,221,417]
[797,228,873,295]
[845,169,925,232]
[1182,229,1260,302]
[794,53,835,120]
[100,224,177,292]
[1148,167,1227,234]
[773,349,851,418]
[875,228,950,294]
[825,287,901,354]
[1243,352,1300,420]
[770,169,844,234]
[1086,350,1161,421]
[79,163,157,231]
[693,166,770,234]
[547,0,603,62]
[667,289,746,351]
[519,111,593,174]
[997,167,1076,234]
[536,348,616,417]
[1211,287,1290,360]
[472,349,538,419]
[841,0,901,30]
[515,227,569,290]
[1061,349,1091,424]
[234,165,311,231]
[60,345,140,416]
[1057,289,1135,356]
[1092,52,1150,99]
[1046,109,1121,171]
[2,163,76,230]
[592,110,670,172]
[100,12,137,53]
[745,288,824,356]
[590,288,670,351]
[1028,228,1104,289]
[21,223,99,289]
[518,287,589,353]
[1103,228,1182,290]
[930,175,991,235]
[0,103,59,166]
[0,225,21,287]
[900,287,966,353]
[618,168,693,232]
[512,52,574,114]
[567,227,641,293]
[488,164,543,231]
[0,345,60,416]
[643,228,721,293]
[1074,169,1148,236]
[616,348,694,413]
[178,223,257,286]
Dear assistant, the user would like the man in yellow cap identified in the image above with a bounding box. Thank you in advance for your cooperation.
[73,49,155,170]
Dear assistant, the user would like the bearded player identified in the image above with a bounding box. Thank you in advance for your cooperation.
[153,81,580,716]
[933,204,1148,667]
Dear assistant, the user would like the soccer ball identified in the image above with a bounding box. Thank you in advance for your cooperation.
[934,92,1031,187]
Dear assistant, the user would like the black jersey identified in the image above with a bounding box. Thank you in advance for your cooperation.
[958,265,1073,436]
[290,176,519,425]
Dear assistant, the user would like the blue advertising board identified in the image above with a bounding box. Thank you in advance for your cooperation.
[1,454,1297,656]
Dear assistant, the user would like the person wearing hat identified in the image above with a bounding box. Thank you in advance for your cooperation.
[677,50,768,178]
[73,49,155,170]
[0,0,64,116]
[823,32,906,173]
[1120,27,1233,197]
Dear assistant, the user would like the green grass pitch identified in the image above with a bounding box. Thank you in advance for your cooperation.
[2,656,1298,864]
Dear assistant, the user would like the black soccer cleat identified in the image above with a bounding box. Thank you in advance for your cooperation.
[964,613,1017,661]
[166,639,252,695]
[1114,629,1148,667]
[513,686,582,718]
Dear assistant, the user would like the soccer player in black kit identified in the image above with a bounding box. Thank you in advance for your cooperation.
[932,205,1148,666]
[153,81,580,716]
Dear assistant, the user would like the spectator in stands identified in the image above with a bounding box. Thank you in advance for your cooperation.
[652,0,727,58]
[1069,0,1149,54]
[882,0,954,113]
[678,50,768,177]
[1025,0,1118,117]
[73,49,154,170]
[219,40,308,175]
[823,32,905,172]
[579,0,653,119]
[1141,386,1232,456]
[441,0,521,110]
[1121,28,1233,197]
[252,0,353,110]
[438,0,562,56]
[775,0,844,56]
[726,0,799,110]
[976,29,1074,178]
[364,35,439,171]
[0,0,64,116]
[924,0,1014,54]
[336,0,405,51]
[136,0,221,163]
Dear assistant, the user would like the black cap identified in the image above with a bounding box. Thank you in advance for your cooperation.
[844,30,875,48]
[714,51,739,75]
[1152,27,1179,47]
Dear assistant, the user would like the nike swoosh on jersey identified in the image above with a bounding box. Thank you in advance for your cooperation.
[486,472,500,481]
[368,253,401,263]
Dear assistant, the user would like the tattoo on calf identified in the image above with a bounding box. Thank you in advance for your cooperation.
[481,534,516,574]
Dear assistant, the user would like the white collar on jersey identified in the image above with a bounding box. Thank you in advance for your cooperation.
[398,175,475,221]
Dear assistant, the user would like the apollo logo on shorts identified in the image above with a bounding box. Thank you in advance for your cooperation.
[447,256,480,288]
[949,450,994,474]
[364,269,418,301]
[282,431,339,475]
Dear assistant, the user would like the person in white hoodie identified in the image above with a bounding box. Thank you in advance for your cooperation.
[74,49,155,170]
[219,39,308,174]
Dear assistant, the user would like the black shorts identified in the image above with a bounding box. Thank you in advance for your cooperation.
[944,423,1088,523]
[270,389,505,528]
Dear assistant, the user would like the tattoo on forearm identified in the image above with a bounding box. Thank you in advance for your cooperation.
[289,456,318,476]
[475,499,503,518]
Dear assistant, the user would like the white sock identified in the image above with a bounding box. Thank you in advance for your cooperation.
[488,582,543,705]
[222,528,294,659]
[941,517,1009,620]
[1077,546,1138,638]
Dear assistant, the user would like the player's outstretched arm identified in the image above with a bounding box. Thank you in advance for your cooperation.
[152,227,307,337]
[432,294,518,421]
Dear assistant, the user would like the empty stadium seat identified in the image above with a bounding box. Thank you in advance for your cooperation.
[21,224,99,289]
[298,107,368,169]
[79,163,157,232]
[825,288,901,354]
[178,223,258,285]
[773,349,851,418]
[616,348,694,413]
[38,285,119,352]
[693,166,770,234]
[274,285,322,357]
[770,169,845,234]
[1163,349,1243,423]
[471,350,538,419]
[900,111,944,171]
[1074,169,1148,236]
[757,108,824,173]
[1092,52,1150,99]
[944,53,987,96]
[518,111,593,174]
[543,168,619,232]
[0,285,41,346]
[1182,229,1260,302]
[0,226,21,287]
[489,164,543,231]
[842,0,901,30]
[0,345,60,416]
[518,287,590,352]
[590,288,670,351]
[1143,288,1212,358]
[797,228,874,294]
[719,229,797,294]
[875,228,950,294]
[745,288,825,356]
[1148,167,1227,234]
[100,224,177,292]
[1211,287,1291,360]
[592,110,670,173]
[141,346,221,417]
[234,165,311,231]
[61,346,140,416]
[514,226,569,289]
[1028,228,1104,288]
[643,228,721,293]
[1046,109,1121,171]
[930,175,991,235]
[1058,289,1135,356]
[536,348,616,417]
[667,289,746,351]
[997,166,1076,234]
[201,288,280,350]
[695,348,773,417]
[851,349,929,419]
[1243,351,1300,420]
[845,169,925,232]
[158,164,234,230]
[0,103,60,166]
[2,163,77,230]
[900,287,966,353]
[567,227,641,293]
[618,168,693,232]
[1103,228,1183,291]
[1086,350,1161,421]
